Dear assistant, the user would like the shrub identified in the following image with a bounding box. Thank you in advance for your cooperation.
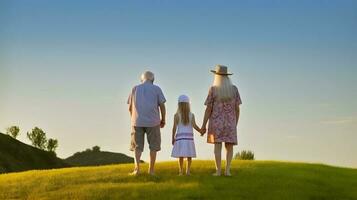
[47,138,58,153]
[234,150,255,160]
[26,127,59,154]
[92,146,101,152]
[27,127,47,150]
[6,126,20,139]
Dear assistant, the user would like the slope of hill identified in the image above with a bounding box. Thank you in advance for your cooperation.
[0,132,69,173]
[65,150,138,166]
[0,160,356,200]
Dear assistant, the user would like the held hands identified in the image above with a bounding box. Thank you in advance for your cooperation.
[199,126,207,136]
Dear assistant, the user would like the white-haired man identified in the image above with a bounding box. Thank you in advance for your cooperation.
[127,71,166,175]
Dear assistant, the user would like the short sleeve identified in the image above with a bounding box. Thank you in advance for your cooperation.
[234,86,242,105]
[204,87,214,107]
[157,87,166,105]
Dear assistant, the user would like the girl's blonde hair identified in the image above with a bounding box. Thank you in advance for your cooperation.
[177,102,190,125]
[213,74,235,101]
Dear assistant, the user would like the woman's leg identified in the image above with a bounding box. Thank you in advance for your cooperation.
[225,143,234,176]
[178,157,184,175]
[186,157,192,175]
[214,143,222,176]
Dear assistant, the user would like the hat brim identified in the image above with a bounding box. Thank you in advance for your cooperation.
[210,70,233,75]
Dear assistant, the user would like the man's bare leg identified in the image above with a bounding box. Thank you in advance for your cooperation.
[130,150,142,175]
[149,150,157,175]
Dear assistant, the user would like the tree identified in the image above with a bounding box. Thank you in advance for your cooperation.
[92,145,101,152]
[234,150,255,160]
[6,126,20,139]
[47,138,58,153]
[27,127,47,150]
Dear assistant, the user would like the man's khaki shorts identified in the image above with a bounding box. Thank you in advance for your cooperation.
[130,126,161,152]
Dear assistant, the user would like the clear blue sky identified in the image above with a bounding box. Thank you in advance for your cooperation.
[1,0,356,167]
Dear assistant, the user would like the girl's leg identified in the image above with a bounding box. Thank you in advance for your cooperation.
[225,143,234,176]
[178,157,184,175]
[214,143,222,176]
[186,157,192,175]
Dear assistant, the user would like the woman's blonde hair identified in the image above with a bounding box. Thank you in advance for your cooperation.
[213,74,235,101]
[177,102,190,125]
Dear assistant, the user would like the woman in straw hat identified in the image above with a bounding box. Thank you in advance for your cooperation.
[201,65,242,176]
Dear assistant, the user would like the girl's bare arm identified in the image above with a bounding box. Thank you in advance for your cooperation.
[191,114,201,133]
[172,114,178,145]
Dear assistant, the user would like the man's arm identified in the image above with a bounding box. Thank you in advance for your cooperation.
[128,86,135,116]
[159,103,166,128]
[129,104,132,116]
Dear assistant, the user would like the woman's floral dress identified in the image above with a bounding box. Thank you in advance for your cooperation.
[205,85,242,145]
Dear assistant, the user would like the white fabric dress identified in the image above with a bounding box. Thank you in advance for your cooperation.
[171,113,197,158]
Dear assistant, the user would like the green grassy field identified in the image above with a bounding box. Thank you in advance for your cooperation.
[0,160,356,200]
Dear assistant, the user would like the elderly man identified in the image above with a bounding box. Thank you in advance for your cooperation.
[127,71,166,175]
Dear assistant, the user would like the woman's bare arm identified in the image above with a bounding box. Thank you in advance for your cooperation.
[236,104,240,126]
[201,105,212,134]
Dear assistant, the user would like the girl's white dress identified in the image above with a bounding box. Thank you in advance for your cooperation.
[171,113,196,158]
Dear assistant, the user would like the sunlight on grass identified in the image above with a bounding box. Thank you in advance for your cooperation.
[0,160,356,200]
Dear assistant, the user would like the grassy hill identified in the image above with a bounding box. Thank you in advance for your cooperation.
[65,150,138,166]
[0,160,356,200]
[0,132,69,173]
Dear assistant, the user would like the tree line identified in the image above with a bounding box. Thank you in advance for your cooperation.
[5,126,254,160]
[5,126,58,154]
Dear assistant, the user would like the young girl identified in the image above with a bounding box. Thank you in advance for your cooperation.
[171,95,202,175]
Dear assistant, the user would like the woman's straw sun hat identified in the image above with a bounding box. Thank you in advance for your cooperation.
[210,65,233,75]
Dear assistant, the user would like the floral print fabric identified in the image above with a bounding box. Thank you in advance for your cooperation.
[204,86,242,145]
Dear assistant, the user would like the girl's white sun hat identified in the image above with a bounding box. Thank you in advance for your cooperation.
[178,95,190,103]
